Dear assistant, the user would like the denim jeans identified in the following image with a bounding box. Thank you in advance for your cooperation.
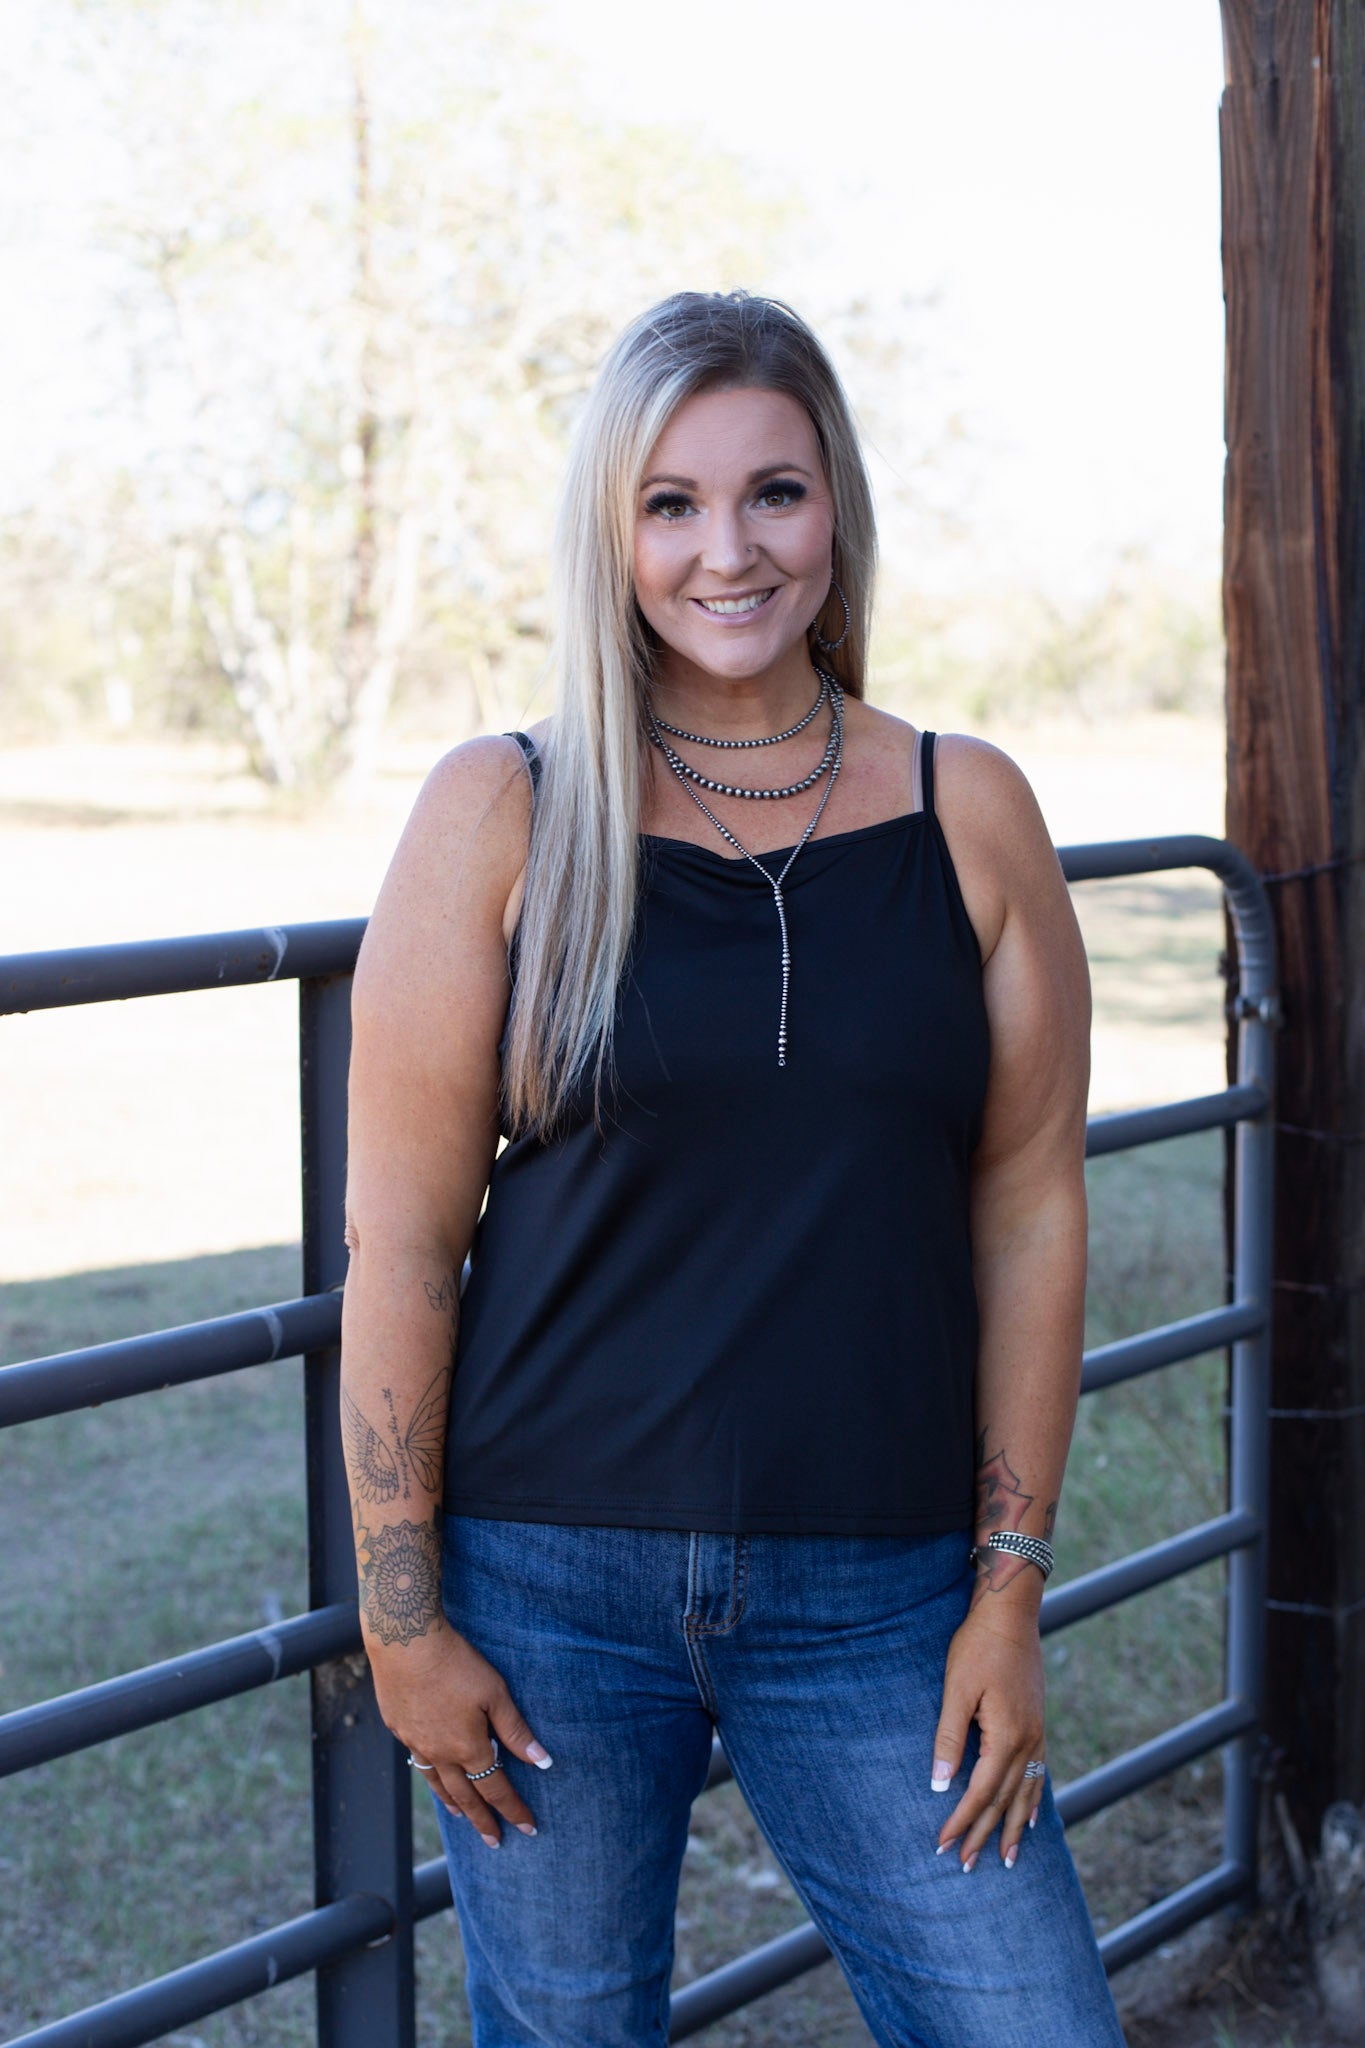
[434,1516,1127,2048]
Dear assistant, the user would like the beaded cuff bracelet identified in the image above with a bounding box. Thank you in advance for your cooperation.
[968,1531,1055,1581]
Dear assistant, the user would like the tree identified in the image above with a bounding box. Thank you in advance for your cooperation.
[1220,0,1365,1840]
[17,0,800,788]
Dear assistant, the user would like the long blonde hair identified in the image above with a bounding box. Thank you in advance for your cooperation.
[503,291,878,1136]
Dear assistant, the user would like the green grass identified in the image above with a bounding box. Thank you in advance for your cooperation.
[0,942,1241,2042]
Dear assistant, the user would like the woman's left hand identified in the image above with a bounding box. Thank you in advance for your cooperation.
[930,1601,1046,1871]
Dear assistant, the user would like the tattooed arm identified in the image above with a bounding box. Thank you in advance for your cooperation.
[340,734,551,1845]
[929,738,1092,1872]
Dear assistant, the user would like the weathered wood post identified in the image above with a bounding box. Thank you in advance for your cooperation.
[1220,0,1365,1839]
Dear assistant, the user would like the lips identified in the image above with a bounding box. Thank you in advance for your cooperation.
[694,589,776,616]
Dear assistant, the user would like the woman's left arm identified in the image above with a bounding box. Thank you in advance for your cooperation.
[930,736,1093,1872]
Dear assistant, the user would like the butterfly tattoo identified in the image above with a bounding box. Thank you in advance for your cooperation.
[342,1369,449,1503]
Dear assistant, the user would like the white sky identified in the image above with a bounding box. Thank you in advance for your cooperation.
[540,0,1229,599]
[0,0,1228,604]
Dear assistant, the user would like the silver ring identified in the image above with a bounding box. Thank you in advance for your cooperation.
[465,1738,502,1784]
[1023,1759,1046,1780]
[408,1755,437,1773]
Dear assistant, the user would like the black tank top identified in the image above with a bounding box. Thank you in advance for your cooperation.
[443,732,990,1536]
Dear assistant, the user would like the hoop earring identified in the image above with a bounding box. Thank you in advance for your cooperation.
[811,579,850,652]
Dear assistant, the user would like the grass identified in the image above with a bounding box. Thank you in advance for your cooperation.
[0,775,1244,2044]
[0,1134,1234,2045]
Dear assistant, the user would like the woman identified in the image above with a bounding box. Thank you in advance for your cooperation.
[340,290,1126,2046]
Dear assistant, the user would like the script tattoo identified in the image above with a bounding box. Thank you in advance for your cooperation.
[354,1505,443,1646]
[342,1370,449,1503]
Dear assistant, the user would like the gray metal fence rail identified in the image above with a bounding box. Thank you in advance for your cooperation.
[0,833,1275,2047]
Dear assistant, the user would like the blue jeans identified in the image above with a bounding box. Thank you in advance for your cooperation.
[435,1516,1126,2048]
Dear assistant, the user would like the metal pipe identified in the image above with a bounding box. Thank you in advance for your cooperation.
[1223,943,1277,1889]
[0,921,365,1014]
[0,1295,342,1427]
[1041,1510,1259,1636]
[1054,1698,1256,1829]
[1096,1859,1251,1974]
[0,1604,360,1779]
[0,834,1277,2045]
[668,1921,832,2040]
[1085,1085,1266,1157]
[1081,1303,1264,1394]
[301,971,415,2046]
[1059,834,1268,900]
[704,1735,733,1791]
[412,1857,453,1923]
[3,1892,392,2048]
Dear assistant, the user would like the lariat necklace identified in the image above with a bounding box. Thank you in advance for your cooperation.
[647,665,845,1067]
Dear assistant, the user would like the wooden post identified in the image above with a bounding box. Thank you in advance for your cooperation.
[1220,0,1365,1840]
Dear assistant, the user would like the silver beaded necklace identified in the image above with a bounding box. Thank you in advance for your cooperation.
[647,665,845,1068]
[653,672,829,750]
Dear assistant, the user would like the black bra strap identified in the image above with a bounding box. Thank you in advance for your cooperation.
[507,730,542,797]
[921,731,937,818]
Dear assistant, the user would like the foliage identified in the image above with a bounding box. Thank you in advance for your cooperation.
[1,0,797,785]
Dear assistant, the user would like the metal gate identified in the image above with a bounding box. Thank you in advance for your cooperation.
[0,832,1275,2047]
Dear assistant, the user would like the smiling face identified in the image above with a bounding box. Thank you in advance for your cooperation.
[633,385,836,694]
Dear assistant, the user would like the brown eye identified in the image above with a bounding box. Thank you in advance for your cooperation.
[757,481,806,510]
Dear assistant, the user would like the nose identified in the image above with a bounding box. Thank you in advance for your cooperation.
[699,504,753,580]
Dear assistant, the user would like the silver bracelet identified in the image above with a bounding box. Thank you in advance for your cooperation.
[969,1531,1055,1581]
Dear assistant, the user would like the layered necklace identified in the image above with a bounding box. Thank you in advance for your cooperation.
[647,664,845,1067]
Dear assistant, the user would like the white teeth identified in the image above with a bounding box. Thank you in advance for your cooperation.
[698,591,773,615]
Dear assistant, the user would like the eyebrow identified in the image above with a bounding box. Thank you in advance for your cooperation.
[639,462,816,490]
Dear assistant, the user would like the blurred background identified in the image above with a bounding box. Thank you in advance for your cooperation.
[0,7,1247,2044]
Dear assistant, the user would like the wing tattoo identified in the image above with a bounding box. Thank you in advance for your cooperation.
[404,1369,449,1494]
[342,1385,401,1503]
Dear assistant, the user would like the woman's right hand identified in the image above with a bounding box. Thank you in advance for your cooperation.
[369,1628,553,1847]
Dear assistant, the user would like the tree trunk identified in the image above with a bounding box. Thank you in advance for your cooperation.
[1220,0,1365,1843]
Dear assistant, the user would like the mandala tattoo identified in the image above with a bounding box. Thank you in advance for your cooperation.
[342,1369,448,1503]
[355,1511,442,1646]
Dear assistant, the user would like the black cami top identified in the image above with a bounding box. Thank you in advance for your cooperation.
[443,731,990,1536]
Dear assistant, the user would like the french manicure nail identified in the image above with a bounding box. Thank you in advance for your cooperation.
[480,1833,500,1849]
[962,1852,977,1874]
[930,1759,953,1791]
[1029,1808,1039,1829]
[527,1742,554,1768]
[1005,1846,1018,1870]
[515,1823,538,1837]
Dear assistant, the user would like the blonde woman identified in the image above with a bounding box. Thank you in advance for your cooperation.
[340,292,1125,2045]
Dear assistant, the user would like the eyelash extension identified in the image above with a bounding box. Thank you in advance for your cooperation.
[756,478,806,505]
[643,480,807,518]
[644,489,692,517]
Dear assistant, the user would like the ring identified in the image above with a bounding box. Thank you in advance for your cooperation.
[1023,1759,1046,1780]
[408,1755,437,1773]
[465,1738,502,1784]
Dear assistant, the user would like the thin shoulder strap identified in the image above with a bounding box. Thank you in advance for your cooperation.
[507,729,542,798]
[920,731,937,818]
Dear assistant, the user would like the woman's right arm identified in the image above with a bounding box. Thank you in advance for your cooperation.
[341,735,550,1848]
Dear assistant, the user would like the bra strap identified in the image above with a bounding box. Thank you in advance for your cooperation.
[921,731,937,818]
[507,729,542,798]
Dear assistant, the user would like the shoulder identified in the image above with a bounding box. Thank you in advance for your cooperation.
[354,734,534,999]
[930,735,1066,965]
[414,731,536,848]
[837,694,920,810]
